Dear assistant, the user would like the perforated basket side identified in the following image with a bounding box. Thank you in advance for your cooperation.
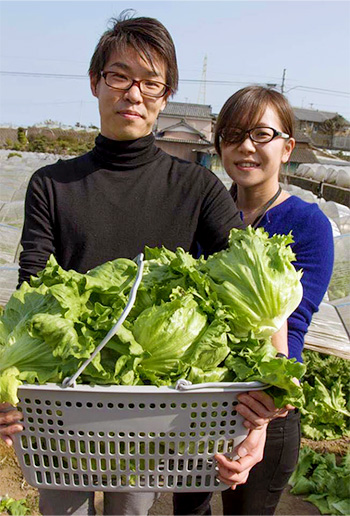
[13,383,255,492]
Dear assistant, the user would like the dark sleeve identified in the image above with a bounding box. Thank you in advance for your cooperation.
[18,169,56,285]
[195,173,244,256]
[288,207,334,361]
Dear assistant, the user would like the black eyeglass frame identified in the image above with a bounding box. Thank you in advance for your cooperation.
[220,126,290,145]
[100,71,170,98]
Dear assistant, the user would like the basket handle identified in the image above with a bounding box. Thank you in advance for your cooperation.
[175,379,268,392]
[62,253,145,388]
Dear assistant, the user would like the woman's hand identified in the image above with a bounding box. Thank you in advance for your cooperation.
[215,425,267,489]
[0,403,23,446]
[236,390,293,430]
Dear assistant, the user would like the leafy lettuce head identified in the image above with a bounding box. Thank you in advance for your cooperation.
[203,227,303,338]
[133,293,207,378]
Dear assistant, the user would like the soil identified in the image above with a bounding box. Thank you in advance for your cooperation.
[1,438,349,516]
[0,440,40,515]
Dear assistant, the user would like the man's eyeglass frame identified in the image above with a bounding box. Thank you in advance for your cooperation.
[100,71,170,98]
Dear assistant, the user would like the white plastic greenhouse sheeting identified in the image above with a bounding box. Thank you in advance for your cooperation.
[0,149,71,261]
[0,150,73,302]
[0,265,19,306]
[328,234,350,302]
[283,183,350,237]
[283,183,350,354]
[331,296,350,339]
[295,163,350,188]
[318,200,350,235]
[0,200,25,228]
[304,300,350,359]
[0,223,21,265]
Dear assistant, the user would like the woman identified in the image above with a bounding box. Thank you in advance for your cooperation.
[173,86,334,515]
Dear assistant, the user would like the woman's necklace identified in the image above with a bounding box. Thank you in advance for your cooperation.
[231,184,282,229]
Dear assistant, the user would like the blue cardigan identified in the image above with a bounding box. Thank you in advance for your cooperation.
[257,195,334,362]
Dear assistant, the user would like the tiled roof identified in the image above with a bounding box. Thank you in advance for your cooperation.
[157,120,207,140]
[163,104,347,125]
[163,102,212,119]
[293,108,339,124]
[290,147,319,163]
[294,131,311,143]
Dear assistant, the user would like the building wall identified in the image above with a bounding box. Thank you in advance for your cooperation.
[162,130,202,141]
[155,140,201,162]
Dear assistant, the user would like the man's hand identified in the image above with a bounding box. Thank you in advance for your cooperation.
[0,403,23,446]
[236,390,293,430]
[215,424,267,489]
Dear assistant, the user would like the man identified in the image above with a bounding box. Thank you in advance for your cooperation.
[0,12,268,515]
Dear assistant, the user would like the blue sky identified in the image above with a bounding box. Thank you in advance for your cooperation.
[1,1,349,127]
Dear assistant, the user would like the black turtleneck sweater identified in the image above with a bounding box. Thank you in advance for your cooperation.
[19,134,243,283]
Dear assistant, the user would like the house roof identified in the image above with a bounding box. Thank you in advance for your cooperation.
[154,136,211,146]
[163,104,347,125]
[290,147,319,164]
[162,102,212,119]
[294,131,312,143]
[293,108,339,124]
[156,120,208,141]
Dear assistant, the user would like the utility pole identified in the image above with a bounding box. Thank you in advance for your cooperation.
[197,55,207,105]
[281,68,286,94]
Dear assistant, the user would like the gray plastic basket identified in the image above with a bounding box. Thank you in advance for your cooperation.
[13,380,265,492]
[12,253,266,491]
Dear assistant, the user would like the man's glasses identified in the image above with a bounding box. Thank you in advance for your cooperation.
[220,126,290,145]
[101,71,169,98]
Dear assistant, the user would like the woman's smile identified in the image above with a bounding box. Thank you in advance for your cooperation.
[234,160,260,170]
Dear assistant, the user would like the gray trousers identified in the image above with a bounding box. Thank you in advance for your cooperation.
[39,489,159,515]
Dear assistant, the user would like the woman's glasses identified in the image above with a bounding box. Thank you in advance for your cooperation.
[220,126,290,144]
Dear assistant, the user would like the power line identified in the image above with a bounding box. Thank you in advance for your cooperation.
[1,70,349,98]
[0,70,249,85]
[1,71,86,80]
[285,84,350,96]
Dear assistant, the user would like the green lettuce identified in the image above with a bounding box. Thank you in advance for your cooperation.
[289,447,350,515]
[0,496,30,516]
[301,377,350,440]
[0,256,140,403]
[301,350,350,440]
[0,228,305,407]
[134,294,206,374]
[225,337,305,408]
[203,227,303,338]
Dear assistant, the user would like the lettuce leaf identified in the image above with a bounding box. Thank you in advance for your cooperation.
[301,350,350,440]
[289,447,350,515]
[203,227,303,338]
[0,496,30,516]
[135,293,207,378]
[225,337,305,408]
[301,377,350,440]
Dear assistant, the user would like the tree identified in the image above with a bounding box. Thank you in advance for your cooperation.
[319,114,348,147]
[17,127,28,149]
